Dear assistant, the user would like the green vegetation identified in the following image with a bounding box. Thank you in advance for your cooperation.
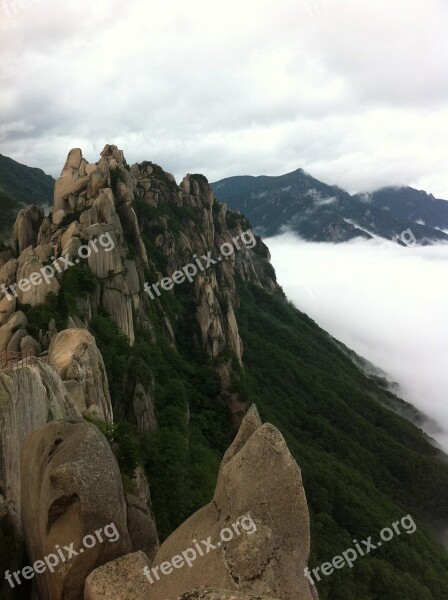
[15,158,445,597]
[90,308,229,541]
[21,265,97,335]
[0,190,20,243]
[89,269,448,598]
[0,153,54,206]
[234,283,448,599]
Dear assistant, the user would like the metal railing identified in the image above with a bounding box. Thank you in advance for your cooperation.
[0,351,37,370]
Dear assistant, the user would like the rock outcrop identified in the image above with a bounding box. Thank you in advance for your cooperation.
[48,329,113,422]
[125,466,159,561]
[177,588,282,600]
[84,406,315,600]
[0,146,306,600]
[84,551,151,600]
[12,205,44,256]
[21,420,132,600]
[0,360,77,598]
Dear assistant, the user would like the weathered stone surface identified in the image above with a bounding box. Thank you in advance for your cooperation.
[21,420,132,600]
[0,311,28,354]
[150,407,314,600]
[0,361,78,600]
[0,362,74,516]
[52,209,67,226]
[6,328,28,353]
[87,167,109,200]
[12,205,44,256]
[0,258,18,288]
[61,220,82,251]
[15,246,60,306]
[48,329,113,421]
[125,466,159,561]
[54,148,89,213]
[133,382,157,433]
[20,334,42,357]
[195,273,226,358]
[0,493,24,600]
[0,247,14,269]
[126,492,159,561]
[177,588,282,600]
[0,294,15,326]
[84,551,151,600]
[102,276,134,345]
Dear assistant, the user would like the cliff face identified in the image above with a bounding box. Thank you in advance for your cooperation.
[0,146,312,600]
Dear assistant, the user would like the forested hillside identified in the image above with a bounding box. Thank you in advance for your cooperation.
[2,146,447,599]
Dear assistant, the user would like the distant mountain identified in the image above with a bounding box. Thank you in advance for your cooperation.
[0,154,55,244]
[211,169,448,244]
[0,153,54,207]
[356,186,448,232]
[0,190,21,245]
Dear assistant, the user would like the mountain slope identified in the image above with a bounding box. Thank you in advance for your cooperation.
[0,153,54,206]
[236,284,448,599]
[0,190,21,244]
[356,186,448,232]
[1,146,447,599]
[211,170,448,244]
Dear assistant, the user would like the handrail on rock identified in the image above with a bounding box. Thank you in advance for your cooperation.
[0,351,37,370]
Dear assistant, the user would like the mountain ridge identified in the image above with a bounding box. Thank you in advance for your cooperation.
[1,146,448,598]
[211,169,448,244]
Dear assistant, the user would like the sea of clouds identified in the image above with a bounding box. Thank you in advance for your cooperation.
[266,233,448,452]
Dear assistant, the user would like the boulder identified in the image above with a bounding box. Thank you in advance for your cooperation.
[133,382,157,433]
[0,493,24,600]
[101,276,134,345]
[125,466,159,561]
[20,335,42,357]
[150,406,314,600]
[54,149,89,213]
[0,361,75,520]
[84,551,151,600]
[6,328,28,353]
[48,329,113,422]
[0,294,16,326]
[15,247,60,306]
[0,258,18,288]
[12,205,44,256]
[177,588,282,600]
[21,420,132,600]
[0,311,28,354]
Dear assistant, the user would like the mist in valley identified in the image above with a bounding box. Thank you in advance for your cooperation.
[266,233,448,452]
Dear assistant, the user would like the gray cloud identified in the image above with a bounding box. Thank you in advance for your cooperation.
[0,0,447,196]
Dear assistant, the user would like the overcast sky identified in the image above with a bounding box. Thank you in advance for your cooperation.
[1,0,447,196]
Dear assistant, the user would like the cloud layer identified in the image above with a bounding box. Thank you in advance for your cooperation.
[1,0,448,196]
[266,233,448,451]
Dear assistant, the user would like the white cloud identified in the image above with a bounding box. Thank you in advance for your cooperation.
[0,0,447,197]
[266,233,448,451]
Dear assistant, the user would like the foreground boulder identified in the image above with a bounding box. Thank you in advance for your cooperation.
[21,420,132,600]
[177,588,282,600]
[84,551,151,600]
[151,405,314,600]
[85,406,315,600]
